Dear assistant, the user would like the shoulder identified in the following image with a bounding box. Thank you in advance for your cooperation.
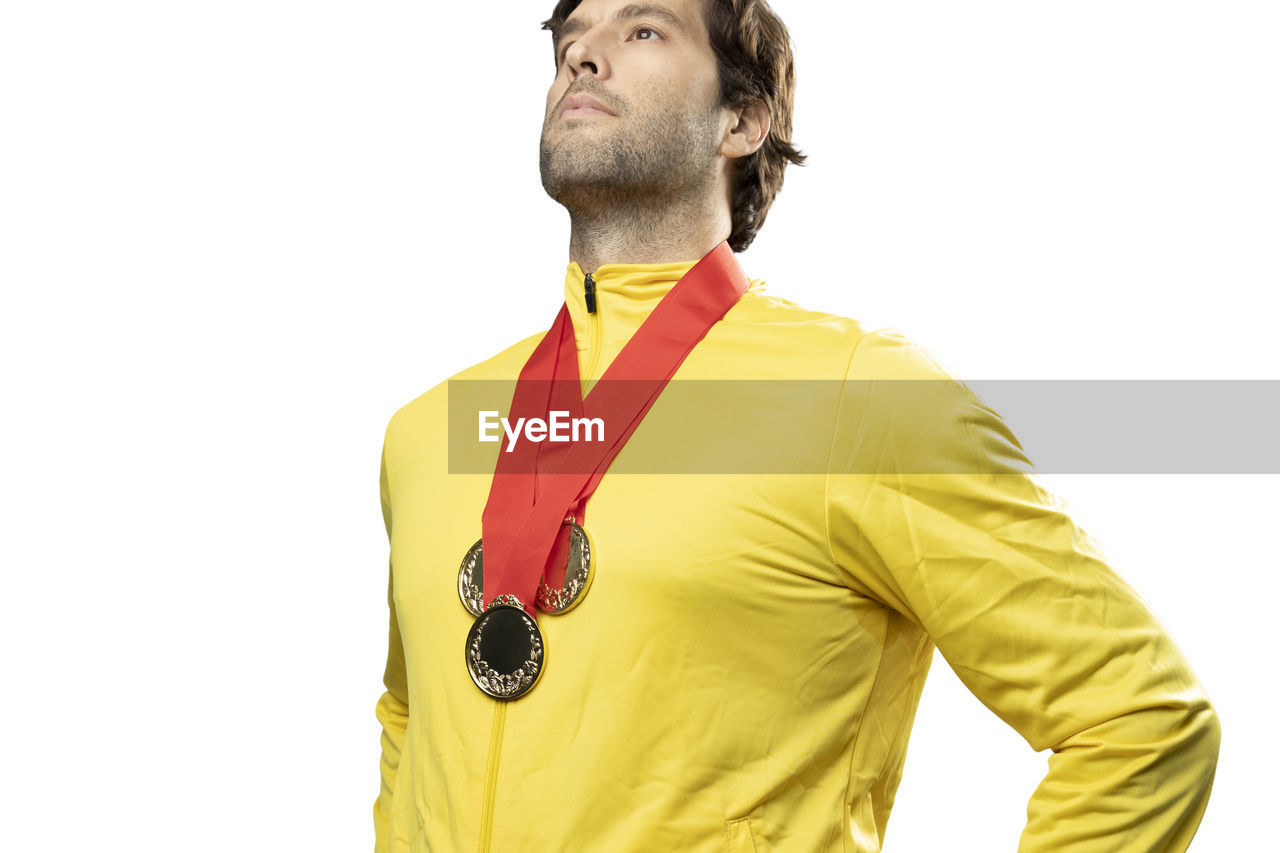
[734,275,1024,472]
[723,278,964,383]
[729,281,871,340]
[381,330,545,454]
[710,282,883,379]
[846,327,963,382]
[827,327,1033,476]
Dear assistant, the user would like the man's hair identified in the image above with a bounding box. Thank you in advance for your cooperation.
[541,0,806,252]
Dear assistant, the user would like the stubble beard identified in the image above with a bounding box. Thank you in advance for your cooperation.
[539,82,723,227]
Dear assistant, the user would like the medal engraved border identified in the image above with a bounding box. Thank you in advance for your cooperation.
[458,524,594,618]
[465,603,544,700]
[535,523,593,614]
[457,539,485,618]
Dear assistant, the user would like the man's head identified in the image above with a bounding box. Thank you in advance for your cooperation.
[538,0,805,252]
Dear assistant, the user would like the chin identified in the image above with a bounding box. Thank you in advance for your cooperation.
[541,136,599,171]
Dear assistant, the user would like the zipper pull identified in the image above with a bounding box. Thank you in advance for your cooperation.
[584,272,597,314]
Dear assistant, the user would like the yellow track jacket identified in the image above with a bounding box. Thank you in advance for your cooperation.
[373,259,1220,852]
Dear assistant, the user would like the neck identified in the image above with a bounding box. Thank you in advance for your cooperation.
[566,193,732,274]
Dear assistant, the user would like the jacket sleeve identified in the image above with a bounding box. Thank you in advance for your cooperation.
[825,330,1221,852]
[373,431,410,853]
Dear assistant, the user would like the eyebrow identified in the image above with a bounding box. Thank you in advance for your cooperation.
[556,3,689,48]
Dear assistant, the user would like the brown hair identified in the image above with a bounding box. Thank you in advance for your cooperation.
[541,0,806,252]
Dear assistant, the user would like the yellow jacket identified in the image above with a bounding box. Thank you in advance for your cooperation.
[373,260,1220,852]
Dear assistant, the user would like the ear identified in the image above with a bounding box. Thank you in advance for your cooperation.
[719,99,771,160]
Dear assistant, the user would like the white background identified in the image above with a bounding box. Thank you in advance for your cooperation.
[1,1,1275,850]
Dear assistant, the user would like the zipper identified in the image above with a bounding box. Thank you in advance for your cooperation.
[476,696,504,850]
[475,270,600,850]
[478,269,599,849]
[581,271,603,395]
[476,701,507,853]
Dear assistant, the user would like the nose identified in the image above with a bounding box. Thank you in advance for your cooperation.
[564,35,608,80]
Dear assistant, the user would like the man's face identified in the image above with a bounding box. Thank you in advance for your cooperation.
[539,0,729,212]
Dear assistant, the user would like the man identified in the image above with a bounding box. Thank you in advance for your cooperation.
[372,0,1220,850]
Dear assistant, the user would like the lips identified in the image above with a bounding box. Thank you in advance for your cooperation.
[560,92,617,119]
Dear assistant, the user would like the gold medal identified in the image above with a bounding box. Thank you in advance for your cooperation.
[466,241,747,701]
[535,520,595,614]
[457,520,594,618]
[465,597,544,700]
[457,539,486,618]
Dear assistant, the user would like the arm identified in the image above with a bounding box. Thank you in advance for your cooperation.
[373,433,410,853]
[826,330,1221,852]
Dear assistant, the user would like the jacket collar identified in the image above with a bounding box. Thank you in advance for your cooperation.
[562,258,763,351]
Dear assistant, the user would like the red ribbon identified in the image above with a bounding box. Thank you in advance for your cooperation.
[479,241,749,614]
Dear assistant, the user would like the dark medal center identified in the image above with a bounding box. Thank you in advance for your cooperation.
[483,608,535,671]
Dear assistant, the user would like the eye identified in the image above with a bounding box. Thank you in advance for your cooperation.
[557,40,576,67]
[629,25,662,42]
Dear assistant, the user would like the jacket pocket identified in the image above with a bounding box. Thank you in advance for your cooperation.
[725,816,759,853]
